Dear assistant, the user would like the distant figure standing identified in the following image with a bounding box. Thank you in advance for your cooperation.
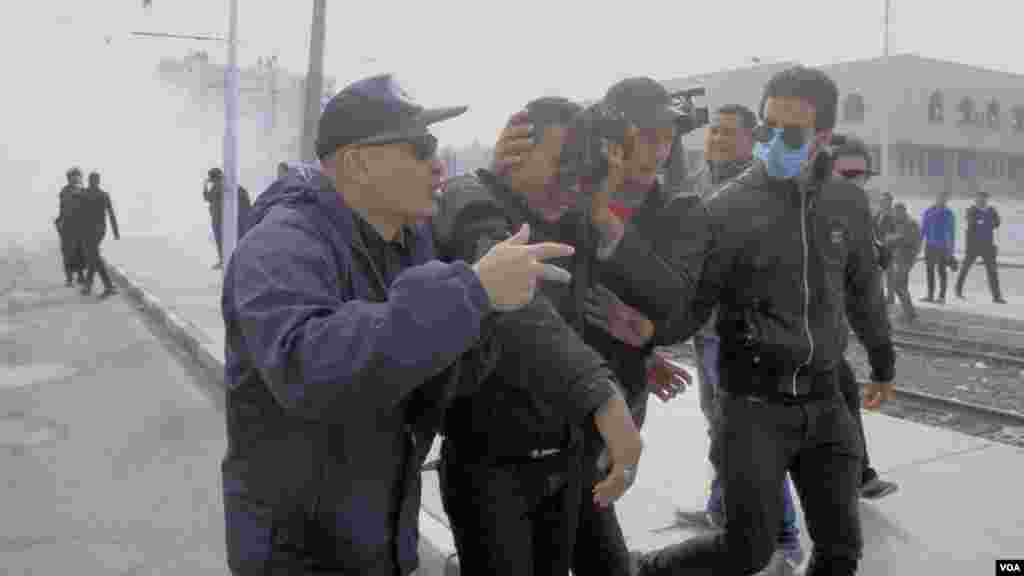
[203,167,252,269]
[885,203,923,322]
[80,171,120,298]
[874,191,896,304]
[276,161,290,181]
[920,190,956,304]
[56,167,87,287]
[955,190,1006,303]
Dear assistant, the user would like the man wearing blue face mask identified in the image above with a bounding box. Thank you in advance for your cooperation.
[634,66,894,576]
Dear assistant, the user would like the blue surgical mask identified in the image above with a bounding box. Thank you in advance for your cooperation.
[754,127,811,180]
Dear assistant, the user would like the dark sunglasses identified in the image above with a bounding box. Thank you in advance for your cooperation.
[753,124,811,150]
[349,132,438,162]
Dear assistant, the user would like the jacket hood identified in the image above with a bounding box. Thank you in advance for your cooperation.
[250,162,333,226]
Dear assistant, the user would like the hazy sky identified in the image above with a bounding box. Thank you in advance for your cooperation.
[1,1,1021,246]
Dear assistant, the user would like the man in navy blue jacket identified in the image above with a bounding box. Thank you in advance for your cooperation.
[920,189,956,304]
[955,189,1006,303]
[219,74,575,575]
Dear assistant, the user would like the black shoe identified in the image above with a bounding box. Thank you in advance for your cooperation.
[920,296,934,303]
[99,287,118,299]
[861,477,899,500]
[80,285,92,296]
[937,296,946,305]
[65,279,73,287]
[995,297,1007,304]
[212,261,223,270]
[956,292,965,300]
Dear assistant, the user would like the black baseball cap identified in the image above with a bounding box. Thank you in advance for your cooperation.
[316,74,468,160]
[603,77,677,131]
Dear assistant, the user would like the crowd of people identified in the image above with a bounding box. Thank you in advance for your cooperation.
[208,65,904,576]
[54,167,119,298]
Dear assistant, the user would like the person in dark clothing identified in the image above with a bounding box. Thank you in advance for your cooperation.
[78,171,120,298]
[628,66,895,576]
[955,190,1006,303]
[921,189,956,303]
[219,74,577,575]
[433,97,643,576]
[204,168,253,270]
[56,167,87,287]
[874,191,896,304]
[884,202,923,322]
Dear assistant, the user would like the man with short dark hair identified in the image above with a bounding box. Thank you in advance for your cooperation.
[219,74,576,575]
[955,189,1006,303]
[635,66,894,576]
[56,167,87,287]
[79,171,119,298]
[921,189,956,304]
[203,168,252,269]
[433,96,643,576]
[683,104,803,565]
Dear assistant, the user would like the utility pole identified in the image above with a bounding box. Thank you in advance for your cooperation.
[300,0,327,162]
[880,0,892,197]
[221,0,240,268]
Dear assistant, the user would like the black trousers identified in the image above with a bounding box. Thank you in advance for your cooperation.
[924,245,949,299]
[210,209,223,260]
[639,387,864,576]
[838,359,876,484]
[439,441,581,576]
[955,244,1002,299]
[571,420,633,576]
[83,239,113,291]
[59,229,86,282]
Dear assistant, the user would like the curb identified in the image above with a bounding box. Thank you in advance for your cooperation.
[107,261,459,575]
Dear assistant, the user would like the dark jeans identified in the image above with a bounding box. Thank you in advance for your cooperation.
[839,359,876,484]
[924,245,949,300]
[639,389,864,576]
[572,422,633,576]
[439,442,579,576]
[83,239,113,291]
[889,256,916,320]
[955,244,1002,299]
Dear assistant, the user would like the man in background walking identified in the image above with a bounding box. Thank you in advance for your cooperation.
[921,189,956,304]
[955,189,1006,304]
[80,171,120,298]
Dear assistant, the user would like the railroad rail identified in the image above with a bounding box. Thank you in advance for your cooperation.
[865,326,1024,368]
[883,384,1024,429]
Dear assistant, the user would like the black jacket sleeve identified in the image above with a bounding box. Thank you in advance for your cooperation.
[845,190,895,382]
[596,194,720,347]
[445,202,620,424]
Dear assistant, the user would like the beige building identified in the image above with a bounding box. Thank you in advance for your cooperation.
[662,54,1024,199]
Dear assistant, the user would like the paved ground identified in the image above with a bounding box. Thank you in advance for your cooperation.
[104,232,1024,575]
[1,244,227,575]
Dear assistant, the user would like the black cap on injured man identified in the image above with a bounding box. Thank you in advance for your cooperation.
[316,74,468,160]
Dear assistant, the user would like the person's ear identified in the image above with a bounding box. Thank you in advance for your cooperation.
[340,148,373,186]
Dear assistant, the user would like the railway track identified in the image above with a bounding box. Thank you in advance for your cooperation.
[888,326,1024,367]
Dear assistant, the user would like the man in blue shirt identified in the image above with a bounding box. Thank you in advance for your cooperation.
[955,190,1006,304]
[920,190,956,304]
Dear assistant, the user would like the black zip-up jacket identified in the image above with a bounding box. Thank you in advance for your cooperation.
[433,170,620,461]
[607,163,894,398]
[965,204,1000,249]
[80,185,120,244]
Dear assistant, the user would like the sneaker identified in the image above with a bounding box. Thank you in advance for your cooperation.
[99,287,118,299]
[860,477,899,500]
[80,285,92,296]
[919,296,934,303]
[995,297,1007,304]
[956,292,965,300]
[937,296,946,305]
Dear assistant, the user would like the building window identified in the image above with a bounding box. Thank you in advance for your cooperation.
[927,150,945,177]
[1013,107,1024,133]
[928,91,944,123]
[958,153,977,179]
[843,94,865,123]
[987,100,1001,130]
[958,97,977,125]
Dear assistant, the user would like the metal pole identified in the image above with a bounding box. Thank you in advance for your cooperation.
[222,0,240,269]
[301,0,327,162]
[880,0,891,196]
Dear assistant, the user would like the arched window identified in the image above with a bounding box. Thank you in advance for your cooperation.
[843,93,865,123]
[928,91,944,123]
[958,97,977,125]
[987,100,1001,130]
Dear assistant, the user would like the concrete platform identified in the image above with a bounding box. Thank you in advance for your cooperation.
[107,233,1024,575]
